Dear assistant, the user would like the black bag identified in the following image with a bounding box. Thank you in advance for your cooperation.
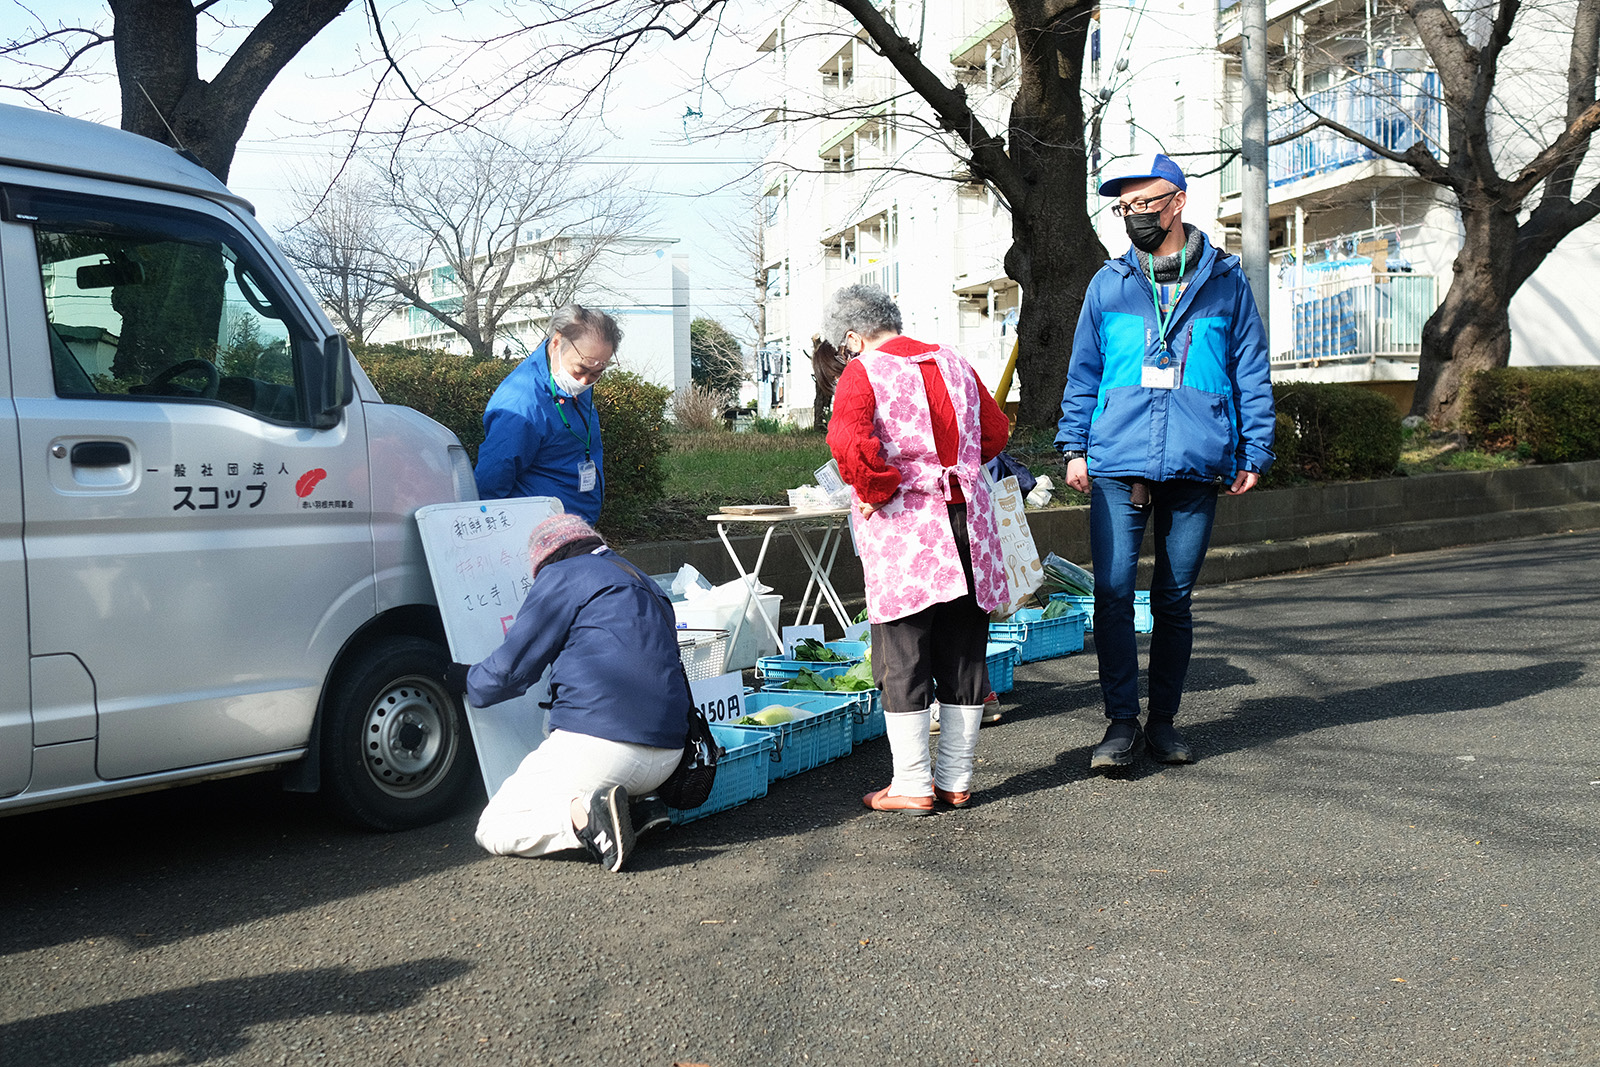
[656,702,722,810]
[602,554,723,810]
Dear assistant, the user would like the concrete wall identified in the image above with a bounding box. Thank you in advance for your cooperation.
[620,460,1600,626]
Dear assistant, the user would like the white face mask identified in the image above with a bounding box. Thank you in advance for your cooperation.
[550,363,591,397]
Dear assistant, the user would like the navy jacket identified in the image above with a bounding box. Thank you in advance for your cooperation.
[465,549,689,750]
[1057,233,1276,481]
[475,339,606,523]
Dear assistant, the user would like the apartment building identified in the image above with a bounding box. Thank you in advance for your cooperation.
[754,0,1598,421]
[367,235,693,392]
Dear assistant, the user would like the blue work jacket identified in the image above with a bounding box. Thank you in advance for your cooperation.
[1056,234,1276,481]
[475,340,605,522]
[466,549,690,751]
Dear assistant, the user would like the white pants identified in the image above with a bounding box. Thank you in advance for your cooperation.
[474,729,682,857]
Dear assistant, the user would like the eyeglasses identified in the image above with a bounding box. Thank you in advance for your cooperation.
[1110,190,1179,218]
[556,334,613,380]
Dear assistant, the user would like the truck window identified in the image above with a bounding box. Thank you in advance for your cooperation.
[23,193,312,424]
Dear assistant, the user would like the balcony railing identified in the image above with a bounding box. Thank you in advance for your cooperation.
[1221,70,1442,194]
[1280,271,1437,365]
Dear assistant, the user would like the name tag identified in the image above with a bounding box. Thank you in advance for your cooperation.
[578,459,597,492]
[1141,364,1176,390]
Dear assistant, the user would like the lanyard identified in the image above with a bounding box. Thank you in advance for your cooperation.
[547,365,593,459]
[1145,247,1187,350]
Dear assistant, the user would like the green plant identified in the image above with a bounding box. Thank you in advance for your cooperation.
[1466,367,1600,463]
[591,369,671,536]
[353,341,515,461]
[1273,383,1402,481]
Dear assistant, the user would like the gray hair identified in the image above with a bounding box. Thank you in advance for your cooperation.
[550,304,623,352]
[820,284,902,352]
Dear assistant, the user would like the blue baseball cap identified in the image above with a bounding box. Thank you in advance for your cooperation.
[1098,152,1188,197]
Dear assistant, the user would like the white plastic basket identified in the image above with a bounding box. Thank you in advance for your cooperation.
[678,628,730,681]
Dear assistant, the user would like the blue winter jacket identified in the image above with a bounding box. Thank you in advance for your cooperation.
[465,549,690,751]
[475,339,606,523]
[1056,233,1276,481]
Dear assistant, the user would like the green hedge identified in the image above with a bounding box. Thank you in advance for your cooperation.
[351,342,669,538]
[1466,367,1600,463]
[1271,382,1401,481]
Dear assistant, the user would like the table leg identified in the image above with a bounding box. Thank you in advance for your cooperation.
[716,521,784,653]
[785,517,852,632]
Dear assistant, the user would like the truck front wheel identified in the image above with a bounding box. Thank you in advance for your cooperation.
[322,637,479,831]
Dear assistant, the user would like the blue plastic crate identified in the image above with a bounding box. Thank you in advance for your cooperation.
[1049,591,1153,633]
[989,606,1087,663]
[719,692,855,781]
[667,725,774,825]
[760,665,883,744]
[986,642,1021,694]
[755,649,864,680]
[825,639,869,660]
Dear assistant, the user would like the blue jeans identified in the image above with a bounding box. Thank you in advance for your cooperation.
[1089,477,1219,722]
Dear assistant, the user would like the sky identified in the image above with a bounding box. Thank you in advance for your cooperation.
[0,0,775,339]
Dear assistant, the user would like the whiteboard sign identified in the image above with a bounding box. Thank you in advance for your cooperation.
[689,671,745,725]
[416,497,565,796]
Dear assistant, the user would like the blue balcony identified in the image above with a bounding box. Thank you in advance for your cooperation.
[1220,69,1442,195]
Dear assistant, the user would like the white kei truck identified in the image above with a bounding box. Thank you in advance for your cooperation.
[0,104,483,830]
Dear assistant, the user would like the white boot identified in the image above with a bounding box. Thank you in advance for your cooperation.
[882,707,934,798]
[932,703,983,799]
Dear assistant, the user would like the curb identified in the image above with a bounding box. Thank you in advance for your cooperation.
[1195,500,1600,585]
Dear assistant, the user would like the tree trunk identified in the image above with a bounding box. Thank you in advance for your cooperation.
[108,0,355,182]
[1007,4,1107,432]
[1409,192,1521,426]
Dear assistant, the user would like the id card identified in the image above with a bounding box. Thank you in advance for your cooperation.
[578,459,597,492]
[1141,364,1176,390]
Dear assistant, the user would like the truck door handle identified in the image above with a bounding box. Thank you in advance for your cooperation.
[69,441,131,467]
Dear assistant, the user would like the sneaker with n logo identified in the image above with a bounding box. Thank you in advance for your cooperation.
[576,785,635,873]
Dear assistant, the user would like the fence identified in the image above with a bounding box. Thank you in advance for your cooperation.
[1220,69,1442,195]
[1281,271,1437,365]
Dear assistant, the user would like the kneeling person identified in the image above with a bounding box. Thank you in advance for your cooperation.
[465,514,689,872]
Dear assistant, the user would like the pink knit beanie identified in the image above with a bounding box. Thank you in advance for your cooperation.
[527,513,604,575]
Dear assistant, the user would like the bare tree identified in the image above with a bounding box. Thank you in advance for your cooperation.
[370,128,650,361]
[1288,0,1600,425]
[279,170,400,344]
[0,0,359,181]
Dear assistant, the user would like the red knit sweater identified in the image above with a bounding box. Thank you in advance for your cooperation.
[826,335,1009,505]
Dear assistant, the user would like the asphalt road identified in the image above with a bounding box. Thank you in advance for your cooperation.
[3,532,1598,1066]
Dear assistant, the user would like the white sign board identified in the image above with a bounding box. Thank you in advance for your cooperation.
[688,671,746,725]
[416,496,564,796]
[781,624,826,657]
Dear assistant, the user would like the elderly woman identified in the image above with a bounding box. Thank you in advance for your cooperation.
[820,284,1010,814]
[463,513,688,872]
[475,305,622,523]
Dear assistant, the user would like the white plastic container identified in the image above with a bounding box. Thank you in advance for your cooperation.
[674,594,781,670]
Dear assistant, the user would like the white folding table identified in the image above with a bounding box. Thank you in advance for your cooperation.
[707,506,854,652]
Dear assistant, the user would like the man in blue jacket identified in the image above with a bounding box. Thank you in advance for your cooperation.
[475,305,621,524]
[465,514,689,873]
[1057,153,1275,771]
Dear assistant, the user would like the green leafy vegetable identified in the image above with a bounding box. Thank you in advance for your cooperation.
[792,637,845,662]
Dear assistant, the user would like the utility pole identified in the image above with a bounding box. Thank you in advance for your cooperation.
[1241,0,1271,333]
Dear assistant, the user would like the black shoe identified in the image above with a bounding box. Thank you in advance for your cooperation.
[630,793,671,837]
[1146,718,1195,764]
[576,785,635,873]
[1090,719,1142,770]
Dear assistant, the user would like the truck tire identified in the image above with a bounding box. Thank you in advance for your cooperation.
[322,636,479,831]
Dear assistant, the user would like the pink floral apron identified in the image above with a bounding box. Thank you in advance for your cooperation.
[851,345,1007,623]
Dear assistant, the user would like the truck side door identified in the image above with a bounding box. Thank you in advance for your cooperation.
[2,185,375,781]
[0,267,30,798]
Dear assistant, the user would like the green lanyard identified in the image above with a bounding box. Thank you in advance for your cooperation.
[1145,247,1187,350]
[547,365,593,459]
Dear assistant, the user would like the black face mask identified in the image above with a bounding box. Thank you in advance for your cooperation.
[1124,210,1171,253]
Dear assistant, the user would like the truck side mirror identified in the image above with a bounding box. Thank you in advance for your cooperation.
[311,334,354,430]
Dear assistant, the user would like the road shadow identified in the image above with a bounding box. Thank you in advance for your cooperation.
[0,957,471,1066]
[987,660,1586,802]
[0,773,483,957]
